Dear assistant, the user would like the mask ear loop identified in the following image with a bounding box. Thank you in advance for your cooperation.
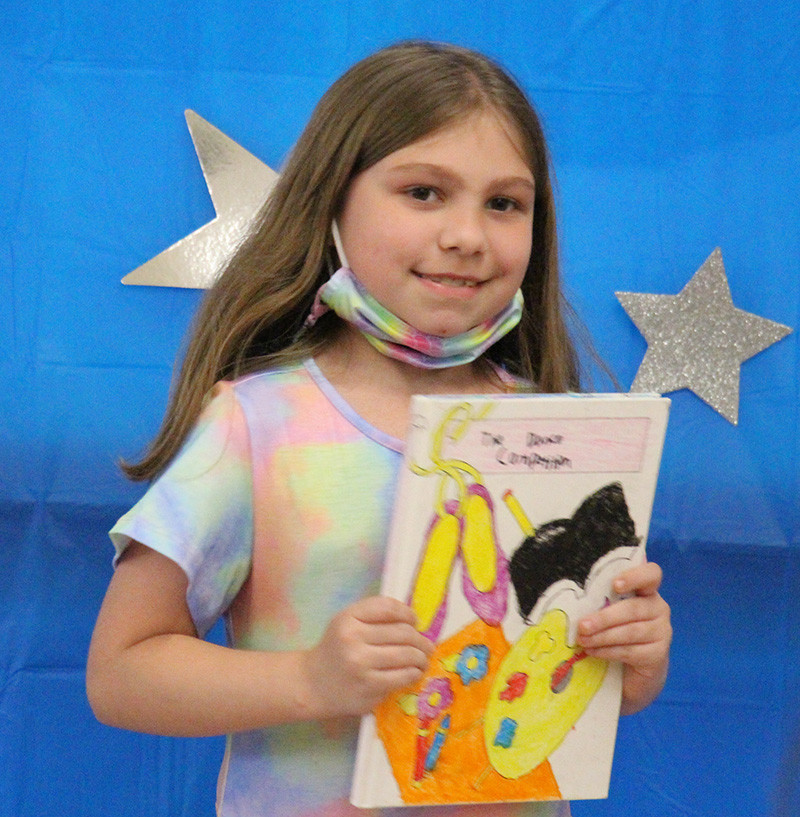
[307,220,350,328]
[331,220,350,271]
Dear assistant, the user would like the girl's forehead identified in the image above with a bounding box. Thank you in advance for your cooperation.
[379,109,533,178]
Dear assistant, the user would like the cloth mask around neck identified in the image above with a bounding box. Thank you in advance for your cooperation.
[304,222,524,369]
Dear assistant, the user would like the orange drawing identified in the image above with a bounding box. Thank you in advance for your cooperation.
[374,619,563,804]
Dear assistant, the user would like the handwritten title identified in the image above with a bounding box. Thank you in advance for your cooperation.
[481,430,572,471]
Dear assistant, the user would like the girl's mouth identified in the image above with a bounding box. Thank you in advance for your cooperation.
[413,272,480,288]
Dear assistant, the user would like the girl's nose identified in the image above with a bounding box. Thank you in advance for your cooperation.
[438,206,489,256]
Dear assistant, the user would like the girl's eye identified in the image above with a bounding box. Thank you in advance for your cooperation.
[487,196,518,212]
[408,186,438,203]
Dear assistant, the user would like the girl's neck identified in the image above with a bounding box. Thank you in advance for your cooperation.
[315,326,505,439]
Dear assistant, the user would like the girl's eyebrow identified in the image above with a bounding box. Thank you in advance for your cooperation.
[386,162,535,192]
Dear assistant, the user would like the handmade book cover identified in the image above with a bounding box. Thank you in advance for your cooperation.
[351,393,670,808]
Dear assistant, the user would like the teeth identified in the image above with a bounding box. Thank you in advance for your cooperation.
[419,274,478,288]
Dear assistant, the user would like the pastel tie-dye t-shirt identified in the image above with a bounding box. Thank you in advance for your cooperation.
[110,361,570,817]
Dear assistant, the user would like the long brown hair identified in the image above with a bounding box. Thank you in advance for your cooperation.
[124,40,580,482]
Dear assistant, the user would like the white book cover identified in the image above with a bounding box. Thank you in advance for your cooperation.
[351,393,670,808]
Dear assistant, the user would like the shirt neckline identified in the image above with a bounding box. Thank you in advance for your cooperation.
[303,358,405,454]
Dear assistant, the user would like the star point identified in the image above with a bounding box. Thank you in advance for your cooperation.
[122,110,278,289]
[616,248,792,424]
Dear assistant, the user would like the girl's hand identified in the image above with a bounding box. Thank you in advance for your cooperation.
[301,596,435,719]
[576,561,671,716]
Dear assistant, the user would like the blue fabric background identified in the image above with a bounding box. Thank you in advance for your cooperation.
[2,2,798,815]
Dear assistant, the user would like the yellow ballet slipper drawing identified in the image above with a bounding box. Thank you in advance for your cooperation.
[460,484,508,626]
[409,502,462,638]
[460,487,496,592]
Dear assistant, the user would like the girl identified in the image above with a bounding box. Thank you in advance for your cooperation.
[87,41,671,817]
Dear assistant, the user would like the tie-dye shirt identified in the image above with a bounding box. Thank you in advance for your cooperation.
[110,360,570,817]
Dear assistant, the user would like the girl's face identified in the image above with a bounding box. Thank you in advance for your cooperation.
[337,109,535,338]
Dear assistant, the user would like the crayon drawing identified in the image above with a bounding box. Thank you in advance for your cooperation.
[352,394,669,808]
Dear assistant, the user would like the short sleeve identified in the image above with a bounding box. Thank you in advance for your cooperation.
[110,382,253,637]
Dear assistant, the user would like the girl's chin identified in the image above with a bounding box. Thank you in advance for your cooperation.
[395,308,482,339]
[414,319,484,338]
[410,324,465,339]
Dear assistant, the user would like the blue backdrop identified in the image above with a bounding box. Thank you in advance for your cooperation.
[2,2,798,815]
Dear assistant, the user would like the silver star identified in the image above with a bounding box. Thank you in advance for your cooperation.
[123,110,278,288]
[616,248,792,424]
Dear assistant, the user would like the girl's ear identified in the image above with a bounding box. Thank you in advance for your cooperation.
[331,220,350,270]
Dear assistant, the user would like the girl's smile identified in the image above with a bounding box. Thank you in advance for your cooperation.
[337,110,535,338]
[412,271,482,294]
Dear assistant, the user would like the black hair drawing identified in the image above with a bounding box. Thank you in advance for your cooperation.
[508,481,640,621]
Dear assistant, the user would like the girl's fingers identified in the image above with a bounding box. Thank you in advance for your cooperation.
[365,666,428,701]
[613,561,663,596]
[352,595,418,626]
[579,561,668,641]
[579,594,667,639]
[580,619,656,648]
[349,596,435,654]
[362,622,434,653]
[577,580,671,677]
[369,644,432,672]
[597,563,671,714]
[579,642,665,667]
[579,613,670,661]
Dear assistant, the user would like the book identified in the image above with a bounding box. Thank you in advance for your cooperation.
[351,392,670,808]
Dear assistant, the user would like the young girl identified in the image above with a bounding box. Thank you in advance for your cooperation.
[88,41,671,817]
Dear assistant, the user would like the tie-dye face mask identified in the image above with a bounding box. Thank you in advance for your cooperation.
[305,266,524,370]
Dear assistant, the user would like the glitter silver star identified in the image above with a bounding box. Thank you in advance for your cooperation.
[123,110,278,288]
[616,248,792,424]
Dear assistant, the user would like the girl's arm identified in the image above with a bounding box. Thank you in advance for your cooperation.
[576,561,671,716]
[86,541,433,737]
